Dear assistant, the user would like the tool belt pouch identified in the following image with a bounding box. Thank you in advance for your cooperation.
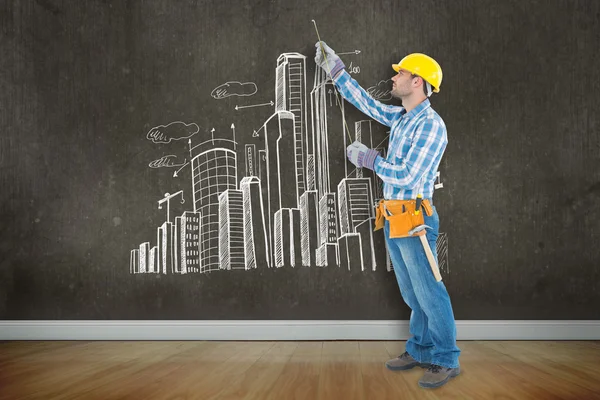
[375,199,433,239]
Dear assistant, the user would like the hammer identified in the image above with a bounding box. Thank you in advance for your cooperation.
[408,225,443,282]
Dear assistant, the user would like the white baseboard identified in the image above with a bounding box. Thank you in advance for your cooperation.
[1,320,599,341]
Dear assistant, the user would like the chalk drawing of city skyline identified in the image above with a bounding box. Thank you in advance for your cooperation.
[129,51,448,276]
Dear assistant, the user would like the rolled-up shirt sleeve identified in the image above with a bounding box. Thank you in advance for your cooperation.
[333,70,402,128]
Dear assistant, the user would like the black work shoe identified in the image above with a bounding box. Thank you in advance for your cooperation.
[385,351,432,371]
[418,364,461,388]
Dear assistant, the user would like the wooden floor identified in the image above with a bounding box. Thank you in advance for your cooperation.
[1,340,599,399]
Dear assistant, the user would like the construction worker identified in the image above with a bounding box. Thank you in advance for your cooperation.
[315,41,461,389]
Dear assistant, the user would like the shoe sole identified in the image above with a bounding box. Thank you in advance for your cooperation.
[385,362,431,371]
[418,369,461,389]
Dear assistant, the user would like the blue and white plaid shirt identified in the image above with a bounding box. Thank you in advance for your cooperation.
[333,70,447,200]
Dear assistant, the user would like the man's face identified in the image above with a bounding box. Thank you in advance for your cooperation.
[391,69,417,99]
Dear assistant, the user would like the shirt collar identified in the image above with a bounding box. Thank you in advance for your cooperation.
[403,98,431,120]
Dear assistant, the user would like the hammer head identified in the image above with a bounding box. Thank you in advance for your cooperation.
[408,224,432,236]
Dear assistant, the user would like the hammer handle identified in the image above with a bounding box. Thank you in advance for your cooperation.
[419,235,442,282]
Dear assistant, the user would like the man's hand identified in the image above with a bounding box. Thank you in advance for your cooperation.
[315,41,345,78]
[346,141,380,171]
[347,141,368,166]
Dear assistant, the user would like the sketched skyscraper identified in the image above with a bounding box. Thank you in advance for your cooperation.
[355,217,376,271]
[300,190,319,266]
[275,53,308,201]
[191,147,237,272]
[337,178,374,235]
[240,177,268,269]
[255,111,295,267]
[139,242,150,273]
[310,68,348,250]
[337,178,376,272]
[130,249,139,274]
[311,69,350,198]
[218,189,245,270]
[316,193,338,267]
[174,211,201,274]
[157,222,174,274]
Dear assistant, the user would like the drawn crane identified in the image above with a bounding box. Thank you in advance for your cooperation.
[158,190,185,223]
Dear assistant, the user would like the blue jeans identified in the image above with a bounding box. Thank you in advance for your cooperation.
[384,204,461,369]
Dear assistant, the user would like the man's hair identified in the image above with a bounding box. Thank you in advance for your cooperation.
[411,74,429,96]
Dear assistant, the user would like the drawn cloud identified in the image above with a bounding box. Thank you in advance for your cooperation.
[148,155,183,168]
[146,121,199,144]
[211,81,258,99]
[367,79,393,101]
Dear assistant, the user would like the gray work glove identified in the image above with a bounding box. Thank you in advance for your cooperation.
[314,41,346,78]
[347,141,380,170]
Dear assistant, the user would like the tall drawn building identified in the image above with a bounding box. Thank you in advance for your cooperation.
[139,242,150,273]
[274,208,292,268]
[276,53,308,202]
[255,111,295,267]
[130,249,139,274]
[218,189,245,270]
[316,193,338,267]
[157,222,174,274]
[338,233,363,271]
[174,211,201,274]
[240,176,268,270]
[355,217,376,271]
[338,178,376,272]
[310,68,348,254]
[191,147,237,272]
[337,178,374,235]
[311,68,351,199]
[300,190,319,266]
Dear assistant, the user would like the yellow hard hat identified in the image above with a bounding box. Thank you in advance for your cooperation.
[392,53,442,93]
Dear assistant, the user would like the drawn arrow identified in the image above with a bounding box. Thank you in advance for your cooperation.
[231,123,236,149]
[188,138,192,157]
[235,101,274,110]
[173,161,189,177]
[252,130,259,137]
[211,127,215,145]
[337,50,361,55]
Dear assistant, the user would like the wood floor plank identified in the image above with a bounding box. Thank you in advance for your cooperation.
[0,341,78,365]
[0,341,138,399]
[358,341,407,400]
[205,341,299,400]
[8,341,199,400]
[55,341,207,400]
[317,341,364,400]
[376,360,441,400]
[105,341,275,400]
[480,341,600,397]
[382,340,405,358]
[264,341,322,400]
[452,341,557,400]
